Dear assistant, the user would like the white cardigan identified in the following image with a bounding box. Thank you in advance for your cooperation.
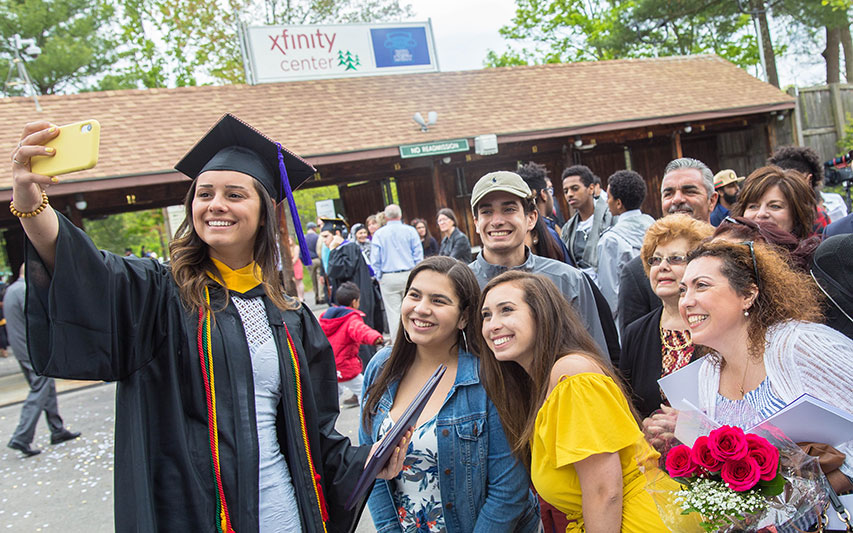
[697,320,853,477]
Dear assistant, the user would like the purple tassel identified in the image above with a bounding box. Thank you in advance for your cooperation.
[276,143,312,266]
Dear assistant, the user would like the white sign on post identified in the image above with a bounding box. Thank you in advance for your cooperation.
[241,21,439,84]
[315,199,336,219]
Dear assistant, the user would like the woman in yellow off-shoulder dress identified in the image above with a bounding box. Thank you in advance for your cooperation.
[479,271,671,532]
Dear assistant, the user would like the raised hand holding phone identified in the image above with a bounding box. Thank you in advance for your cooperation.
[30,119,100,177]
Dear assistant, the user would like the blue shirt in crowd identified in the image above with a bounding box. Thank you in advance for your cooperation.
[370,220,423,279]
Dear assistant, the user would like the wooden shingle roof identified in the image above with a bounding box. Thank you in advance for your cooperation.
[0,54,793,189]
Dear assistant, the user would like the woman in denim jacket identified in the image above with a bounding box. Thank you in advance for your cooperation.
[359,256,540,533]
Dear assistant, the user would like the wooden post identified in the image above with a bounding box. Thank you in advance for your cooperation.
[432,160,448,209]
[672,131,683,159]
[830,82,847,142]
[277,203,297,297]
[788,86,805,146]
[765,120,777,155]
[65,205,85,230]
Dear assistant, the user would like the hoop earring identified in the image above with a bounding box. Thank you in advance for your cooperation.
[460,329,469,354]
[403,327,413,344]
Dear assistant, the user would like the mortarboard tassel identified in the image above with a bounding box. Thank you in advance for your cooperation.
[276,143,312,266]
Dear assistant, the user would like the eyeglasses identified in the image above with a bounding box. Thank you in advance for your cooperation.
[647,255,688,267]
[546,186,554,196]
[740,240,762,291]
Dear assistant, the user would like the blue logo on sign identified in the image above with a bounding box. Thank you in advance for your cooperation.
[370,27,431,68]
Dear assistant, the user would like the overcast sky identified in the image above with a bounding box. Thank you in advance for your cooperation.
[407,0,517,71]
[405,0,824,87]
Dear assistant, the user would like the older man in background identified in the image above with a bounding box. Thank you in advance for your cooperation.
[370,204,423,338]
[617,157,718,331]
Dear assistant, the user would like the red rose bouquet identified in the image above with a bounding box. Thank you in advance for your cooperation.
[652,425,825,532]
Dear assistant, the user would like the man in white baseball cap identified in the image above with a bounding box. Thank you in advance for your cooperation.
[468,171,611,360]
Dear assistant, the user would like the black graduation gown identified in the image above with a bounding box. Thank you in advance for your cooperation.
[24,214,371,533]
[326,241,379,330]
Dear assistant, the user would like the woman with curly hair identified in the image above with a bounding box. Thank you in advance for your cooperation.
[679,240,853,492]
[620,215,713,419]
[731,165,816,241]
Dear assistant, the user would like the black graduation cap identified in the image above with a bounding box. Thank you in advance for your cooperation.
[174,113,316,265]
[320,217,348,234]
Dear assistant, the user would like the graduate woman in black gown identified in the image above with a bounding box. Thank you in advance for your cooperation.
[9,115,406,533]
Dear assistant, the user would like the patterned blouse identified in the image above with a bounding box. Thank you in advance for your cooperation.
[714,377,787,430]
[660,326,694,377]
[379,415,447,533]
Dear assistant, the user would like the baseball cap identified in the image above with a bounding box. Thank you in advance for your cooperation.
[713,169,745,189]
[470,171,532,212]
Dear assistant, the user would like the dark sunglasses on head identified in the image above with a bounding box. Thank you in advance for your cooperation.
[647,255,688,267]
[740,240,763,291]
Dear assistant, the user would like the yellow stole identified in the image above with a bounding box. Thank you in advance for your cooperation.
[207,257,263,293]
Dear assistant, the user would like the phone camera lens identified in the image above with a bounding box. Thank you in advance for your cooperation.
[82,124,92,133]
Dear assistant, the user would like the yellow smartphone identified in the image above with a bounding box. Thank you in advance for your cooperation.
[30,119,100,177]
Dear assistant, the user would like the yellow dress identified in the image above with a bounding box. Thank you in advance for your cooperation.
[530,372,671,533]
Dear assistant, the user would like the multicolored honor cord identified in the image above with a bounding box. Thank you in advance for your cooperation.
[198,287,235,533]
[197,287,328,531]
[284,325,330,529]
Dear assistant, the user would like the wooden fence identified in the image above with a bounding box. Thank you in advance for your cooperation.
[790,83,853,160]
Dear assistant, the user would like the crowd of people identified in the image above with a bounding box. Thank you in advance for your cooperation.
[7,113,853,533]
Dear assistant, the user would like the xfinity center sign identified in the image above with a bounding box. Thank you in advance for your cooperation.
[240,21,439,83]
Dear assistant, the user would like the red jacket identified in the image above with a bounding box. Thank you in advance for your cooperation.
[319,306,383,382]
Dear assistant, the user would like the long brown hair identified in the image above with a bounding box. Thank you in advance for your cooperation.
[169,178,297,314]
[361,256,482,431]
[478,271,636,470]
[686,241,822,363]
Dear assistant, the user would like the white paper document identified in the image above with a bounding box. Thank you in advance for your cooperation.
[656,357,705,411]
[748,393,853,447]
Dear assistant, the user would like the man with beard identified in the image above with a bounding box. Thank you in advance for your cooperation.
[709,169,745,226]
[616,157,718,331]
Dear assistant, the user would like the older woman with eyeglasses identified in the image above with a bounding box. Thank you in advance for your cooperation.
[680,240,853,494]
[620,215,713,420]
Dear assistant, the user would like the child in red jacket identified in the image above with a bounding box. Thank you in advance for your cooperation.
[319,282,384,408]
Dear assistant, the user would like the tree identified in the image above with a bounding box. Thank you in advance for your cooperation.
[102,0,414,89]
[487,0,762,71]
[776,0,853,84]
[0,0,119,95]
[97,0,245,89]
[85,209,168,258]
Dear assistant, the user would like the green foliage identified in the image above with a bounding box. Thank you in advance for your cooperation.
[262,0,414,25]
[98,0,245,89]
[485,0,765,70]
[293,185,339,229]
[101,0,414,89]
[0,0,120,95]
[85,209,169,258]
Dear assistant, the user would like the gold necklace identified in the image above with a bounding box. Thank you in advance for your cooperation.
[659,325,692,351]
[738,360,750,398]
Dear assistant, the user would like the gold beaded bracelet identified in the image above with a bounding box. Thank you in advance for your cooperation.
[10,190,50,218]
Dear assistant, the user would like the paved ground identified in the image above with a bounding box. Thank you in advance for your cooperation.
[0,293,379,532]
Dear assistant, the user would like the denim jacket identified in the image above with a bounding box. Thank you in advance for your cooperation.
[358,347,540,533]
